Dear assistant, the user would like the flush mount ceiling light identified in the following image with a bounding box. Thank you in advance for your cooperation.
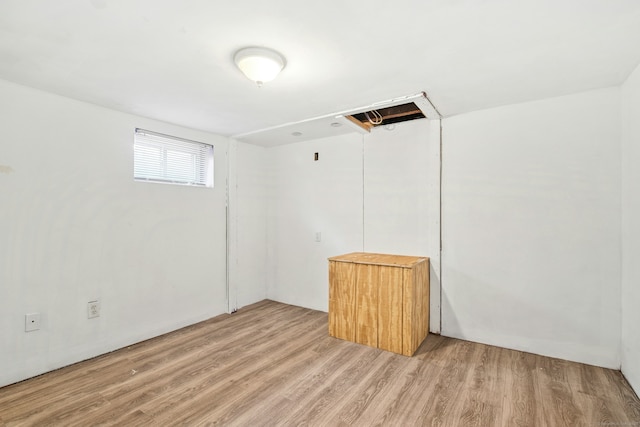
[234,47,286,87]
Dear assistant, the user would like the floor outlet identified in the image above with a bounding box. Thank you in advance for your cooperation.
[88,300,100,319]
[25,313,41,332]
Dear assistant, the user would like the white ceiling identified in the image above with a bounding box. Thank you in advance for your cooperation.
[1,0,640,145]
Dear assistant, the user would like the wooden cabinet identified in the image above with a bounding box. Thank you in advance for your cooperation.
[328,252,430,356]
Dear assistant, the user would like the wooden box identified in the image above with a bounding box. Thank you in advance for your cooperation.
[328,252,430,356]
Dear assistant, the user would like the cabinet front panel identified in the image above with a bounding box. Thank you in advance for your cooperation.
[328,253,429,356]
[355,264,379,348]
[378,266,404,354]
[329,261,356,341]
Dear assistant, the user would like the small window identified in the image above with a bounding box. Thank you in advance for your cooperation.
[134,128,214,187]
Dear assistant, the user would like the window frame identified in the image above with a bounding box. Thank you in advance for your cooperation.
[133,128,214,188]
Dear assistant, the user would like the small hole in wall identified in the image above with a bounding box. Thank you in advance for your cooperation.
[314,153,319,161]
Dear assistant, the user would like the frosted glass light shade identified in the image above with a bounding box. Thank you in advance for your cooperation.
[234,47,286,86]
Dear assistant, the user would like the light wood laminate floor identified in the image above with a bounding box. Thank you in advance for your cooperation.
[1,300,639,426]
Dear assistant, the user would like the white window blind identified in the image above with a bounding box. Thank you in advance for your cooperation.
[134,128,214,187]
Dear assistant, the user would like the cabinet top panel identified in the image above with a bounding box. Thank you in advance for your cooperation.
[329,252,429,268]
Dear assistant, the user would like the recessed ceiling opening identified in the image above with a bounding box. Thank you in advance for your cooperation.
[232,92,440,146]
[346,102,425,131]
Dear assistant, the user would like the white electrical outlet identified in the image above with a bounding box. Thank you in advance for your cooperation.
[25,313,41,332]
[315,232,321,242]
[87,300,100,319]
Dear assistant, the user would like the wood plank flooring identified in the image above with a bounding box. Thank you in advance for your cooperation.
[1,300,639,426]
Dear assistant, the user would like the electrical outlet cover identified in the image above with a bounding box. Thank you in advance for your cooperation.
[88,300,100,319]
[25,313,41,332]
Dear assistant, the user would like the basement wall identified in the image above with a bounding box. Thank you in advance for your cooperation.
[621,62,640,395]
[361,120,441,332]
[227,140,268,309]
[441,87,621,368]
[265,89,621,368]
[0,79,230,387]
[266,133,364,311]
[266,120,442,331]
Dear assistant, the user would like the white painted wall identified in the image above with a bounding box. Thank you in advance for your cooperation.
[363,120,441,332]
[621,63,640,394]
[266,120,442,331]
[442,87,621,368]
[227,140,268,309]
[266,134,364,311]
[0,79,229,387]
